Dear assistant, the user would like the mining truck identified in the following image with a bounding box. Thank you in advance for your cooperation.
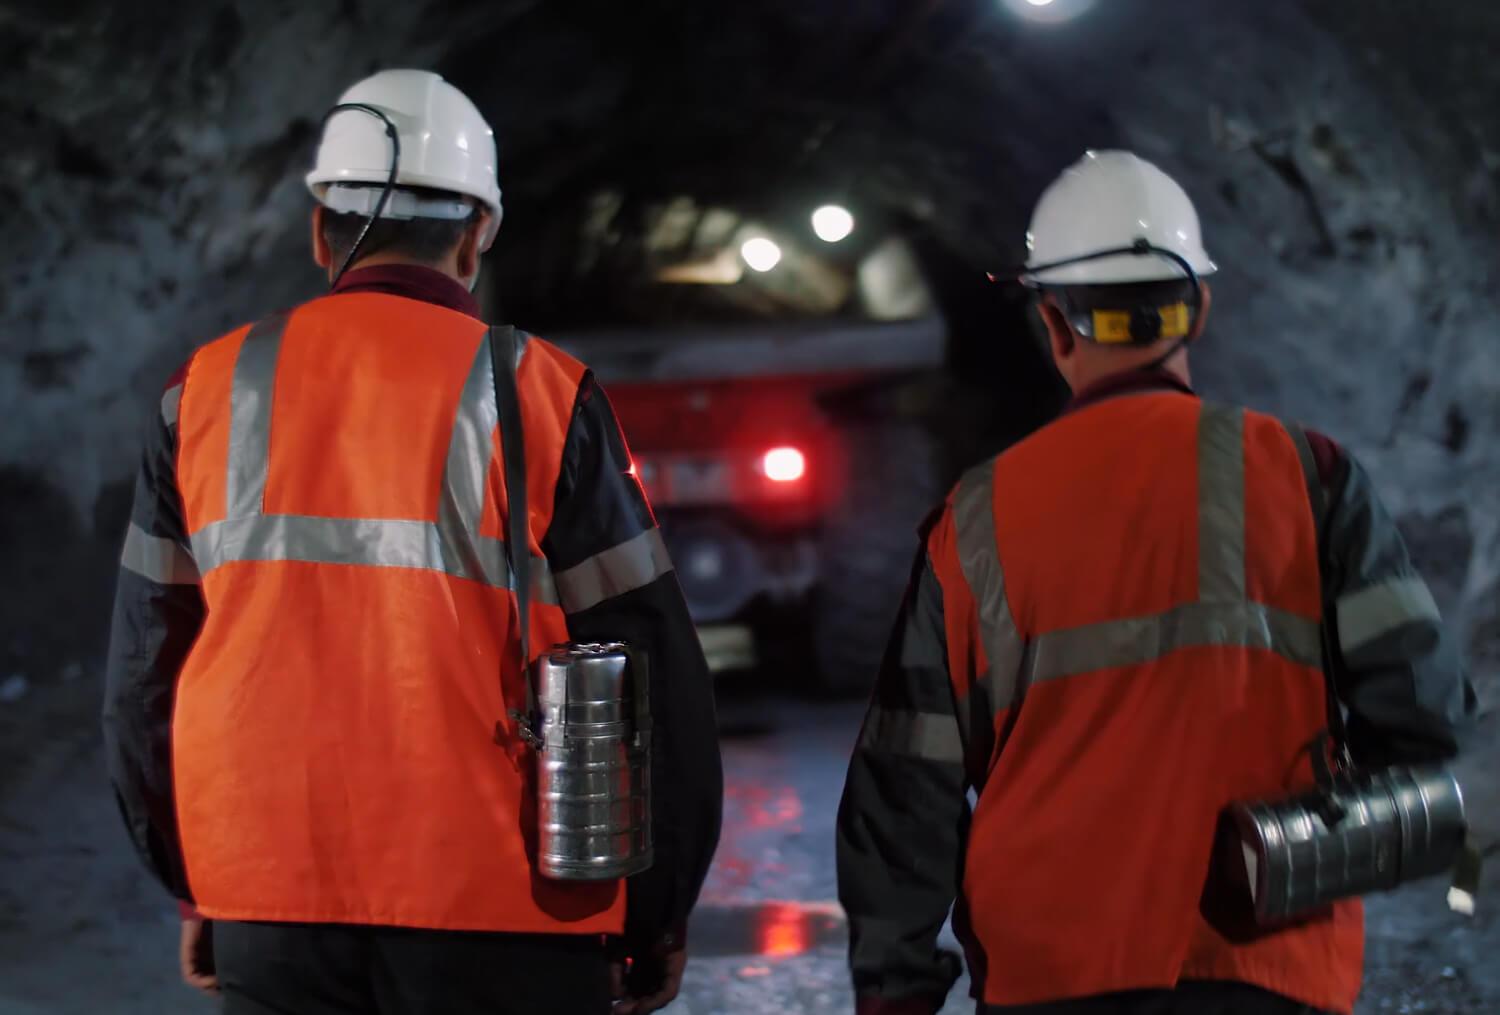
[555,317,944,693]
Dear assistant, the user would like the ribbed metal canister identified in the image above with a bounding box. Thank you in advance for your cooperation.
[1226,764,1466,924]
[534,643,653,881]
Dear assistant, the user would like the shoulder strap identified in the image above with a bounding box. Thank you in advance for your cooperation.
[1284,420,1350,778]
[1288,423,1327,530]
[490,325,535,718]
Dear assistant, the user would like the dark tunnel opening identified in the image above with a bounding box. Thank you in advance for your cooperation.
[462,156,1073,684]
[478,181,1068,467]
[425,0,1107,513]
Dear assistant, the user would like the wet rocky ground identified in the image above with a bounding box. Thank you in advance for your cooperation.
[0,682,1494,1014]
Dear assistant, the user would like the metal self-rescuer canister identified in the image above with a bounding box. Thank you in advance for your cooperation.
[1209,763,1467,932]
[1232,764,1466,921]
[533,643,653,881]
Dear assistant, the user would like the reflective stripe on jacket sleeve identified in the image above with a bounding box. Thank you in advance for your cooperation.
[554,527,674,615]
[543,374,673,615]
[545,372,722,949]
[837,544,966,1010]
[1320,449,1475,765]
[102,371,205,901]
[121,523,200,586]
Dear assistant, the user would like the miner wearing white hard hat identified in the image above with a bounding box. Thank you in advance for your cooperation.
[836,151,1472,1015]
[103,69,721,1015]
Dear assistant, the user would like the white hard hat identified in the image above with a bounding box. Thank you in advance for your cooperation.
[1022,150,1216,286]
[307,69,503,248]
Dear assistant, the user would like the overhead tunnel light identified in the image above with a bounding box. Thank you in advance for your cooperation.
[1003,0,1094,22]
[741,237,783,272]
[811,204,855,243]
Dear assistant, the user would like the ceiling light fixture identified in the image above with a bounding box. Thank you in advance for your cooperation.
[811,205,855,243]
[741,237,783,272]
[1004,0,1093,22]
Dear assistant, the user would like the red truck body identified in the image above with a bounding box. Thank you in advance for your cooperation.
[555,319,944,683]
[607,372,867,529]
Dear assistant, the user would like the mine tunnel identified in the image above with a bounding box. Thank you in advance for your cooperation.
[2,0,1497,1012]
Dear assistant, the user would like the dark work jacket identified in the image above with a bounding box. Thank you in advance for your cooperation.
[836,369,1475,1014]
[101,264,723,951]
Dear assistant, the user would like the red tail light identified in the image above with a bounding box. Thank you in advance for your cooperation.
[760,447,806,483]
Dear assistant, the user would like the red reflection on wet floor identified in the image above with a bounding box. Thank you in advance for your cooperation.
[755,901,810,958]
[738,783,804,830]
[704,781,807,902]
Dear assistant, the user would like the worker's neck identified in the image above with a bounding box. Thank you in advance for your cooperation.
[1069,347,1191,394]
[332,252,462,285]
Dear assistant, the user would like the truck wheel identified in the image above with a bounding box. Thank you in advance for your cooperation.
[814,424,941,696]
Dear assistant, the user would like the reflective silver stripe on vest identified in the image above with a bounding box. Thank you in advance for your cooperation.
[225,314,289,518]
[438,335,502,585]
[161,384,183,429]
[1024,600,1321,686]
[190,514,560,601]
[947,402,1319,722]
[1197,404,1246,603]
[554,528,675,615]
[200,320,563,599]
[1009,403,1316,686]
[194,515,456,576]
[121,523,200,585]
[859,705,965,764]
[1336,576,1441,654]
[953,462,1025,717]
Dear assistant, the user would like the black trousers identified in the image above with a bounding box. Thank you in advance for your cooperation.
[214,922,613,1015]
[981,980,1326,1015]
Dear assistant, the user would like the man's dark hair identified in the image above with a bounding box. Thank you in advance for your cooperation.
[320,186,477,269]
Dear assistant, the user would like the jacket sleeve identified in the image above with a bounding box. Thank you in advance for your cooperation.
[101,375,205,902]
[836,530,967,1015]
[1318,442,1476,766]
[542,372,723,951]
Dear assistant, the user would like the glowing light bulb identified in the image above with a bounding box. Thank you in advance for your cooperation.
[811,204,855,243]
[1007,0,1094,20]
[741,237,783,272]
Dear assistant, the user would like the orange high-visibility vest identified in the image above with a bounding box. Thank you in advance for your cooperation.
[927,392,1362,1012]
[171,291,626,934]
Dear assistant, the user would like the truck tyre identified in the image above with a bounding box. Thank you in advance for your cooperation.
[814,424,942,695]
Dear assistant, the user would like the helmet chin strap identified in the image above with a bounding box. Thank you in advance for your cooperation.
[319,102,402,289]
[1130,242,1200,372]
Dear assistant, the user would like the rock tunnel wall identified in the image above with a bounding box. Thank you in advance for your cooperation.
[2,0,1495,711]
